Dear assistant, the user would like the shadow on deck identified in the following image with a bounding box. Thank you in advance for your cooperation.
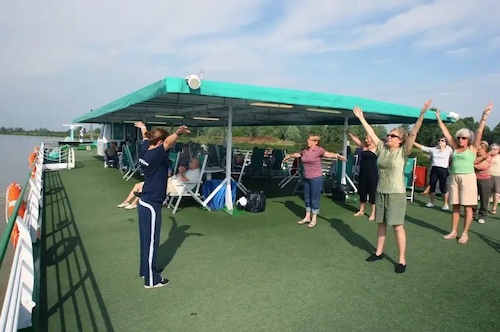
[38,171,114,332]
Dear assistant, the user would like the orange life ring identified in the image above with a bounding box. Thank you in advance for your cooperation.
[31,165,37,179]
[6,182,26,247]
[29,152,37,169]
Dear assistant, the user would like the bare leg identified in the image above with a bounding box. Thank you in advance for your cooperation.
[492,193,498,213]
[121,182,143,204]
[443,204,460,239]
[429,193,435,205]
[368,204,376,221]
[443,193,449,207]
[458,206,474,244]
[354,202,366,216]
[375,223,387,256]
[422,185,430,195]
[393,225,406,265]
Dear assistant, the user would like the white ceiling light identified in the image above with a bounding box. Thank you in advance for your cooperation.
[155,115,184,119]
[250,102,294,109]
[123,120,140,123]
[186,74,201,89]
[193,116,220,121]
[306,108,342,114]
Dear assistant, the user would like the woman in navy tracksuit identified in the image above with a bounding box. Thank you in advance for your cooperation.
[135,121,190,288]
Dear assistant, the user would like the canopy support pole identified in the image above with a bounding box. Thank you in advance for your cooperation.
[224,106,234,211]
[341,117,348,185]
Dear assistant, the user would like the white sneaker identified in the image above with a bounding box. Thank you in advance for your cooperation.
[442,205,449,211]
[125,204,137,209]
[478,218,485,224]
[425,202,434,208]
[117,203,129,208]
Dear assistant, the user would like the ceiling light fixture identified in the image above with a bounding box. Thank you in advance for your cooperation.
[193,116,220,121]
[306,108,342,114]
[155,115,184,119]
[250,102,294,109]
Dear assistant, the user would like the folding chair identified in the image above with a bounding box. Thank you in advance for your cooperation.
[231,151,250,194]
[249,147,266,177]
[404,157,417,202]
[168,151,180,175]
[279,158,301,188]
[122,145,141,181]
[167,155,209,214]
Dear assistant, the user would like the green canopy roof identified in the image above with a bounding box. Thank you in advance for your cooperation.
[73,76,453,127]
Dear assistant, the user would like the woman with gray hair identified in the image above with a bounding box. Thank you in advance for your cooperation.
[489,143,500,214]
[434,103,493,244]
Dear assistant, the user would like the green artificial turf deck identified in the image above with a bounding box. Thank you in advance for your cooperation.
[37,151,500,332]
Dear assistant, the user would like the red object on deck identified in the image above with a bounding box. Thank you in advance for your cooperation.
[415,166,427,187]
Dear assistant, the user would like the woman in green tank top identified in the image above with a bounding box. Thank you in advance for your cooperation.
[434,104,492,244]
[353,99,432,274]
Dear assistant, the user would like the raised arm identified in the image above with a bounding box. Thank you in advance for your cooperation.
[352,106,380,146]
[434,109,457,150]
[413,142,425,150]
[134,121,149,141]
[405,99,432,155]
[163,125,190,151]
[473,102,493,150]
[283,152,301,162]
[347,131,365,148]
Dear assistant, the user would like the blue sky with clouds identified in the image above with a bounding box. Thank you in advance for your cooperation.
[1,0,499,130]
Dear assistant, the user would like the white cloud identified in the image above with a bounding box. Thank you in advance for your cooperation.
[446,48,469,55]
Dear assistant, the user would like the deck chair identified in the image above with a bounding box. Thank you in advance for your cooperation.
[168,151,180,175]
[333,155,358,193]
[279,158,301,188]
[404,157,417,202]
[231,151,250,194]
[249,147,266,177]
[167,154,209,214]
[122,145,141,181]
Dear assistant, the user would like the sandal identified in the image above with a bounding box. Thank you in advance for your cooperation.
[297,219,310,225]
[442,232,457,240]
[307,220,317,228]
[458,233,469,244]
[491,209,497,215]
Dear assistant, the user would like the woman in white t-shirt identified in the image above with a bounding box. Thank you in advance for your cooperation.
[414,137,453,210]
[489,143,500,214]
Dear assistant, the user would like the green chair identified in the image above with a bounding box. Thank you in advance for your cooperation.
[404,157,417,202]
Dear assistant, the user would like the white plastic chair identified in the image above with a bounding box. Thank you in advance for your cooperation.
[167,155,209,214]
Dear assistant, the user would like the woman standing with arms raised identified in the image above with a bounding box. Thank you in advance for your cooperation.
[413,138,453,210]
[347,131,378,221]
[435,103,492,244]
[353,100,432,273]
[135,121,190,288]
[282,134,347,228]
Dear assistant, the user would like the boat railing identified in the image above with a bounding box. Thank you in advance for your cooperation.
[0,142,46,331]
[42,143,75,170]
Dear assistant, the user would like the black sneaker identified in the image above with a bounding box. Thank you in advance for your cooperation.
[144,278,170,289]
[395,264,406,274]
[366,253,383,262]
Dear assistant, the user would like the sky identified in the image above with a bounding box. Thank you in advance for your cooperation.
[1,0,499,131]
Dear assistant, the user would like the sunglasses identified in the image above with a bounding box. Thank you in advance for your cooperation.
[456,137,469,140]
[387,134,400,139]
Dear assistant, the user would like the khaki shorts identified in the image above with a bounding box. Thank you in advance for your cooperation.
[375,193,407,225]
[447,173,478,206]
[491,176,500,194]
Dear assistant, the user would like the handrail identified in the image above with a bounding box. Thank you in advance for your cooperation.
[0,167,33,269]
